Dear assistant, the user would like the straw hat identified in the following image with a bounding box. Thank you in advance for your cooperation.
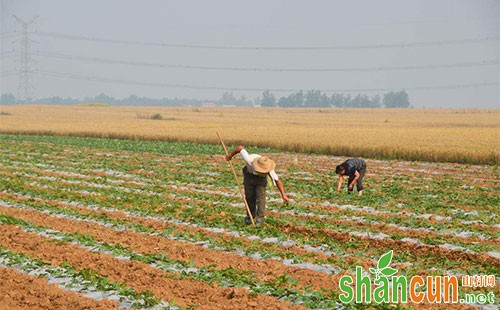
[252,156,276,173]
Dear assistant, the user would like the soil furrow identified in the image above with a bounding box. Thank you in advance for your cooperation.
[0,204,342,292]
[0,191,365,267]
[5,165,497,237]
[304,203,500,235]
[4,161,497,238]
[0,267,120,310]
[0,224,303,310]
[279,223,500,269]
[2,191,497,275]
[266,210,499,248]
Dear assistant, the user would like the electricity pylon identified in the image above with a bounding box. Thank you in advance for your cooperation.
[13,15,38,102]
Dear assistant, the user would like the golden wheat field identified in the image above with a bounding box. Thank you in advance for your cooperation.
[0,105,498,164]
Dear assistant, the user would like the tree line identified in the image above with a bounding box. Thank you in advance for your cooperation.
[260,90,410,108]
[0,90,410,108]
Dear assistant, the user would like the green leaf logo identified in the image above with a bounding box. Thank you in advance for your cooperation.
[377,250,393,269]
[370,250,398,280]
[381,267,398,277]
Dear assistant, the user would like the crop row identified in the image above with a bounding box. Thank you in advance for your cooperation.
[0,244,166,309]
[0,213,342,308]
[0,134,498,308]
[1,170,498,275]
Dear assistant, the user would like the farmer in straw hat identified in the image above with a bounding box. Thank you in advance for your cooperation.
[335,158,367,196]
[226,145,289,225]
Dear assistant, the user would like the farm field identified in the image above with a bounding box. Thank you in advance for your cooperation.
[0,134,498,309]
[0,105,499,164]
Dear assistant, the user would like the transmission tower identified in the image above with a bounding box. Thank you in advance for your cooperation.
[13,15,38,102]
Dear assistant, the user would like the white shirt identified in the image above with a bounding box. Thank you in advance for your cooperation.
[240,149,279,185]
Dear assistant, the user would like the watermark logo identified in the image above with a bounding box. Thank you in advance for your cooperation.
[339,250,496,305]
[369,250,397,280]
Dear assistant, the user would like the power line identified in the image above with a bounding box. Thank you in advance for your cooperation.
[35,50,500,72]
[33,31,499,50]
[36,70,499,93]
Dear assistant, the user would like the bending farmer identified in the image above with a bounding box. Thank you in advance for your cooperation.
[226,145,289,225]
[336,158,367,196]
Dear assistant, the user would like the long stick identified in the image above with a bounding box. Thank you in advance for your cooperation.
[216,132,255,226]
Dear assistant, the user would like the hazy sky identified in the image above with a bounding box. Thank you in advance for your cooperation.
[1,0,499,107]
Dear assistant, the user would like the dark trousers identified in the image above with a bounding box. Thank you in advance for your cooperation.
[348,164,366,192]
[242,166,267,219]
